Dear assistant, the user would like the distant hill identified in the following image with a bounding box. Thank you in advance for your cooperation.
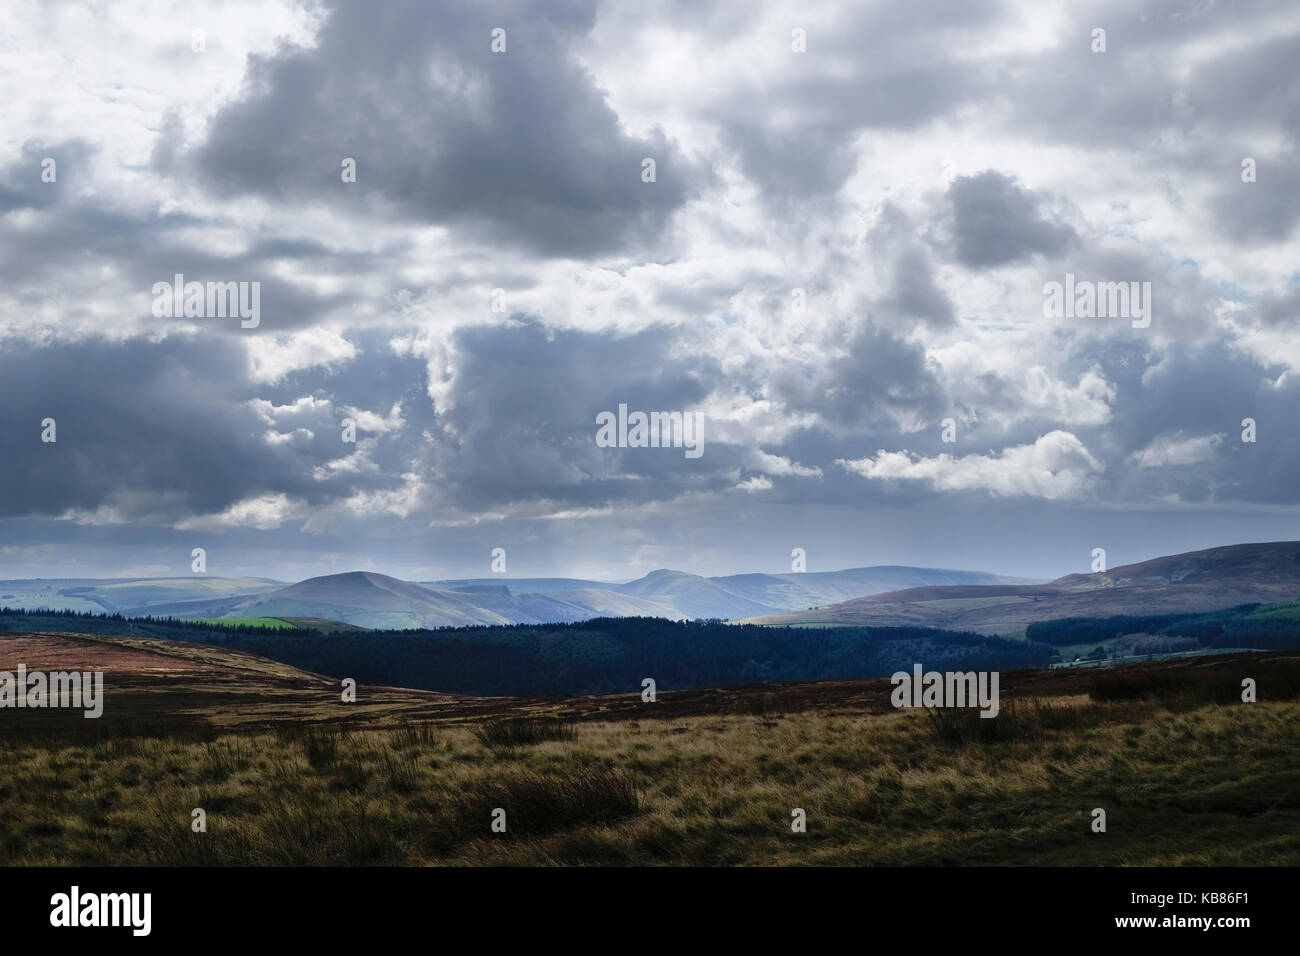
[708,565,1038,612]
[429,565,1032,623]
[141,571,514,630]
[0,576,284,615]
[4,564,1032,629]
[743,541,1300,636]
[425,576,615,596]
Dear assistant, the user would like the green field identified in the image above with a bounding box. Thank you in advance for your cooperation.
[177,617,298,630]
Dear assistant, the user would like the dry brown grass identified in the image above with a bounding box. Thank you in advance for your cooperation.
[0,691,1296,866]
[2,634,1298,866]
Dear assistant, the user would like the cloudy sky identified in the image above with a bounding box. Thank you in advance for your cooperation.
[2,0,1299,583]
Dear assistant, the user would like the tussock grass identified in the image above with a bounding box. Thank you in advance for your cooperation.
[1089,661,1300,706]
[925,699,1152,746]
[475,717,577,749]
[455,766,641,837]
[301,726,345,771]
[1,671,1298,865]
[391,723,442,751]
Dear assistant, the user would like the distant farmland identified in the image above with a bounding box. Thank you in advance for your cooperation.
[178,617,299,630]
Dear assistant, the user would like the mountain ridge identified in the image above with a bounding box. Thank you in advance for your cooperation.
[16,543,1297,633]
[743,541,1300,636]
[2,563,1033,629]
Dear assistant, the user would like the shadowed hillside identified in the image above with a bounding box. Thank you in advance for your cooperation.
[745,542,1300,636]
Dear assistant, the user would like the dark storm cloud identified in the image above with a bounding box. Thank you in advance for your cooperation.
[0,335,425,522]
[771,319,946,429]
[0,336,268,519]
[167,0,705,257]
[945,171,1077,269]
[428,318,734,511]
[884,246,955,327]
[708,0,1010,200]
[865,204,954,329]
[1183,29,1300,242]
[1032,334,1300,506]
[0,191,388,334]
[1118,341,1300,505]
[266,327,433,425]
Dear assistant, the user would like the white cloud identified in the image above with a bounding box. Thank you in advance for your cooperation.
[1130,432,1225,468]
[246,329,357,384]
[341,401,405,434]
[751,450,823,478]
[248,395,332,425]
[175,493,305,531]
[837,431,1105,500]
[264,427,314,445]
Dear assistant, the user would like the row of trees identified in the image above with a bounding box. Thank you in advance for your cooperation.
[1026,602,1300,653]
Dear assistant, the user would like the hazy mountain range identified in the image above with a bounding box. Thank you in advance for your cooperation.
[0,565,1033,630]
[743,542,1300,637]
[6,542,1299,636]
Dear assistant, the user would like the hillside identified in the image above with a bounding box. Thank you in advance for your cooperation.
[744,541,1300,636]
[134,573,677,629]
[427,564,1032,623]
[0,630,485,733]
[196,571,512,630]
[10,546,1300,632]
[6,564,1032,628]
[0,576,285,615]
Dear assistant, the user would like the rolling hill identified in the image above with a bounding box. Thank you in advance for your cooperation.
[140,571,517,630]
[18,542,1300,633]
[432,565,1032,620]
[0,576,285,614]
[743,541,1300,636]
[5,565,1032,628]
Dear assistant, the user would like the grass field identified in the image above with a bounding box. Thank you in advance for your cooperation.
[1,632,1297,865]
[177,617,298,630]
